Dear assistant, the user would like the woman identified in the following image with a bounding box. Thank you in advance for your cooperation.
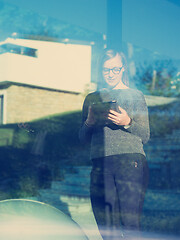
[79,49,150,239]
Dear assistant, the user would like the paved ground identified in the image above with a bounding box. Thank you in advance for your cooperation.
[28,166,180,240]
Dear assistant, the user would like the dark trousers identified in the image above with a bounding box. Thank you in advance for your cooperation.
[90,154,149,239]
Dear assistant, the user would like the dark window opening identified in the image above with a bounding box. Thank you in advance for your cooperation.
[0,43,38,58]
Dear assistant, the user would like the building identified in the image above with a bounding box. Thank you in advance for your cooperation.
[0,81,85,124]
[0,37,94,124]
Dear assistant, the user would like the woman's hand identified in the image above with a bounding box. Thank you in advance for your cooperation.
[85,106,96,126]
[108,106,131,126]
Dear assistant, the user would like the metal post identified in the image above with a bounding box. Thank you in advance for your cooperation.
[107,0,122,50]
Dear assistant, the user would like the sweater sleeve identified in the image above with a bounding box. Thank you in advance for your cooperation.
[79,94,94,143]
[125,92,150,144]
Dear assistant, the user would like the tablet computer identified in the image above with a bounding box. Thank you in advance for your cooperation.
[91,100,118,126]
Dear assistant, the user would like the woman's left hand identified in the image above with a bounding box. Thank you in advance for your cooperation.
[108,106,131,126]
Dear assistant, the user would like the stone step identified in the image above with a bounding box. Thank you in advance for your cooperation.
[59,166,91,186]
[51,182,90,197]
[62,175,90,186]
[145,144,180,151]
[38,189,92,214]
[71,166,92,176]
[52,179,90,188]
[38,183,180,221]
[143,190,180,212]
[41,180,180,211]
[65,165,91,171]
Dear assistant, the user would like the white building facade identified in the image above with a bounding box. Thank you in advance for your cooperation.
[0,38,92,93]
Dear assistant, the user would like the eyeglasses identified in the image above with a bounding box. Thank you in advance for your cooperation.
[103,67,123,75]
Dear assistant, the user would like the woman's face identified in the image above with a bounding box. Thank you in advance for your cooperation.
[102,53,124,89]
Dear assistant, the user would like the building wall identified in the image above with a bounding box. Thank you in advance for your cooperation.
[6,85,84,123]
[0,39,92,93]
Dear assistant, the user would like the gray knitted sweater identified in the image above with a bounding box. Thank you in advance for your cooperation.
[79,88,150,159]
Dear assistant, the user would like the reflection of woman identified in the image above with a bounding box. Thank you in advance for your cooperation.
[79,49,150,239]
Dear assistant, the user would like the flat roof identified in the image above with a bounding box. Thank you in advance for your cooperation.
[0,81,80,95]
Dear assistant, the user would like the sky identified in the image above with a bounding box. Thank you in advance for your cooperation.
[122,0,180,60]
[3,0,107,34]
[2,0,180,60]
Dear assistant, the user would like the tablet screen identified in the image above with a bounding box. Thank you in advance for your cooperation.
[91,101,118,126]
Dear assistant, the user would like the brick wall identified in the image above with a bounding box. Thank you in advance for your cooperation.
[6,85,84,123]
